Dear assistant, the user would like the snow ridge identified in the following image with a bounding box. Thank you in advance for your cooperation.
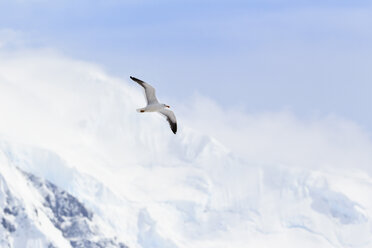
[0,52,372,248]
[0,162,127,248]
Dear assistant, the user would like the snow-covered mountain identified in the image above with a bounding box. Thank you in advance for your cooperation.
[0,159,127,248]
[0,50,371,248]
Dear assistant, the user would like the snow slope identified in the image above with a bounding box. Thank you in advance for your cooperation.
[0,50,371,247]
[0,151,127,248]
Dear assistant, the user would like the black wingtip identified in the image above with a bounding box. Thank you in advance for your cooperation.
[171,122,177,134]
[130,76,140,81]
[130,76,145,84]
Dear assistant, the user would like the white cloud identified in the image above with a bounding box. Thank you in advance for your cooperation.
[180,95,372,172]
[0,47,372,247]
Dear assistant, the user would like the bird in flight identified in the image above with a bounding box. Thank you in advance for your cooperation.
[130,76,177,134]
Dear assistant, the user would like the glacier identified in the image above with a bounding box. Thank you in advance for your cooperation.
[0,50,371,247]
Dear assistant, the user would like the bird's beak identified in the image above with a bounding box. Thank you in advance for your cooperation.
[166,105,170,108]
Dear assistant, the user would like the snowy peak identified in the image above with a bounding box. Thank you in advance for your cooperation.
[0,163,127,248]
[0,52,372,248]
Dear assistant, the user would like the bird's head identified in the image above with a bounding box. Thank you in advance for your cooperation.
[164,104,170,108]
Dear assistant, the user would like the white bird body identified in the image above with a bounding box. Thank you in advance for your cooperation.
[137,103,165,113]
[131,76,177,134]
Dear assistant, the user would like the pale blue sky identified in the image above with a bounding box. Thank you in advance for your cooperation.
[0,0,371,131]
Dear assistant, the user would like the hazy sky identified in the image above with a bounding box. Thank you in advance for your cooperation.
[0,0,371,132]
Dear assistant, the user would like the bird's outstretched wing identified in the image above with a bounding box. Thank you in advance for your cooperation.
[130,76,159,105]
[158,109,177,134]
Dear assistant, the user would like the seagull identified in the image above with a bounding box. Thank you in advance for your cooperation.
[130,76,177,134]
